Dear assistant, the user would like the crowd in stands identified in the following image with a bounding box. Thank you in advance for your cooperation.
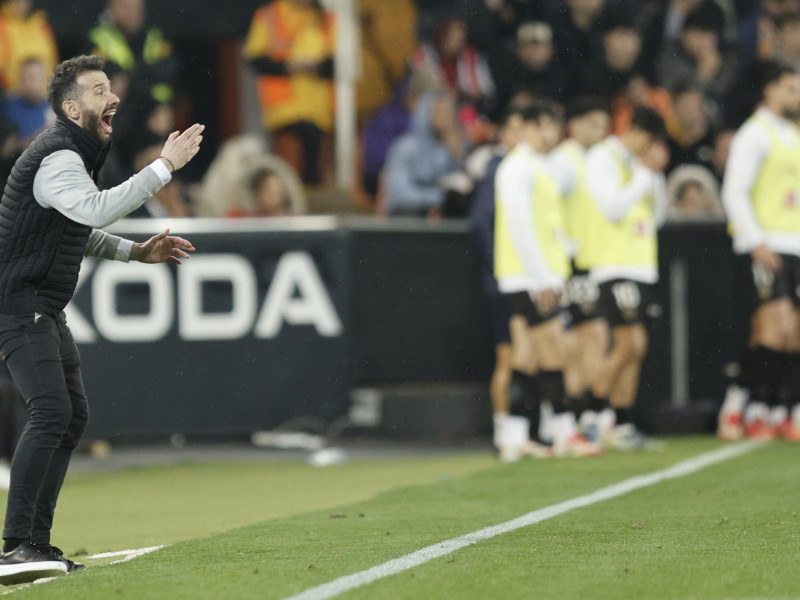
[0,0,796,222]
[359,0,800,222]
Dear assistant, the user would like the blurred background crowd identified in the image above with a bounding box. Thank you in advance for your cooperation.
[0,0,794,223]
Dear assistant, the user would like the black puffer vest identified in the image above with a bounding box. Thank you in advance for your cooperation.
[0,116,111,316]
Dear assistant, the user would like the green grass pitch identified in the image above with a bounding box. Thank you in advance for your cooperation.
[2,437,799,599]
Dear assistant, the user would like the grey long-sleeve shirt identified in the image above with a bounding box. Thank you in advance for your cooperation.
[32,151,172,261]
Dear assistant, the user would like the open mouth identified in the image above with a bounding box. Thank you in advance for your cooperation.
[101,109,116,135]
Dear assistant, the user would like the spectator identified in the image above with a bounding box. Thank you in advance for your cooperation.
[710,128,734,181]
[358,67,439,208]
[463,0,544,51]
[658,4,744,120]
[737,0,799,59]
[411,18,496,118]
[356,0,417,128]
[666,164,725,220]
[234,167,293,218]
[382,91,464,216]
[244,0,335,185]
[772,13,800,70]
[0,116,18,185]
[2,58,54,149]
[665,84,716,172]
[548,0,608,72]
[490,21,568,114]
[0,0,57,93]
[88,0,177,104]
[577,12,642,101]
[195,134,306,218]
[639,0,727,80]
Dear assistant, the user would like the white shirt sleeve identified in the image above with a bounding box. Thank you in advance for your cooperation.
[547,148,577,197]
[721,121,770,251]
[585,145,657,222]
[653,172,668,227]
[496,153,561,289]
[33,150,172,229]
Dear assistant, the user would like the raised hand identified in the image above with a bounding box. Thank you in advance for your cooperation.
[159,124,205,173]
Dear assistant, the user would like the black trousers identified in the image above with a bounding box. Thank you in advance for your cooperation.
[0,312,88,545]
[0,363,24,461]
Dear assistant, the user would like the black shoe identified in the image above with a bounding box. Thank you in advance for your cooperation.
[0,541,67,586]
[32,544,85,572]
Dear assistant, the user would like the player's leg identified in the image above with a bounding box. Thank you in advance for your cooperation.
[607,323,648,415]
[529,316,600,456]
[563,326,582,399]
[501,298,543,461]
[774,255,800,440]
[486,292,514,451]
[575,318,610,395]
[742,298,795,439]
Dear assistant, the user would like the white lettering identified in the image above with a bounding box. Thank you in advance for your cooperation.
[255,252,343,338]
[178,254,256,340]
[92,262,174,342]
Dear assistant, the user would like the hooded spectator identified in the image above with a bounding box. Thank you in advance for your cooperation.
[382,91,465,216]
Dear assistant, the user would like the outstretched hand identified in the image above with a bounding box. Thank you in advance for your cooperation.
[159,123,205,173]
[131,229,195,265]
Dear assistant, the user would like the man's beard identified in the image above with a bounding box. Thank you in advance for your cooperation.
[81,105,107,142]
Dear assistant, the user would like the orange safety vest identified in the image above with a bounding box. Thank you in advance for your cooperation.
[253,2,334,111]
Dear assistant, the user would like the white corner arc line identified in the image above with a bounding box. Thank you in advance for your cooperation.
[282,441,764,600]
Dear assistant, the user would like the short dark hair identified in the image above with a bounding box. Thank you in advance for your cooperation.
[518,97,559,123]
[47,55,105,117]
[683,5,723,35]
[599,10,637,35]
[755,59,797,101]
[630,106,667,140]
[565,95,610,123]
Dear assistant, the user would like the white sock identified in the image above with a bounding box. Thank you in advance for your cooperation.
[578,410,598,433]
[551,412,578,445]
[720,384,749,415]
[538,401,554,444]
[770,405,788,427]
[597,408,617,438]
[498,415,529,449]
[792,405,800,428]
[493,412,509,448]
[744,402,768,424]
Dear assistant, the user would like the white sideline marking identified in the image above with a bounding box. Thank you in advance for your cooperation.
[282,441,763,600]
[87,545,165,564]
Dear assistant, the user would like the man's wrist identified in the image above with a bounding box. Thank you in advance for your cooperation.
[159,156,175,173]
[129,242,143,262]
